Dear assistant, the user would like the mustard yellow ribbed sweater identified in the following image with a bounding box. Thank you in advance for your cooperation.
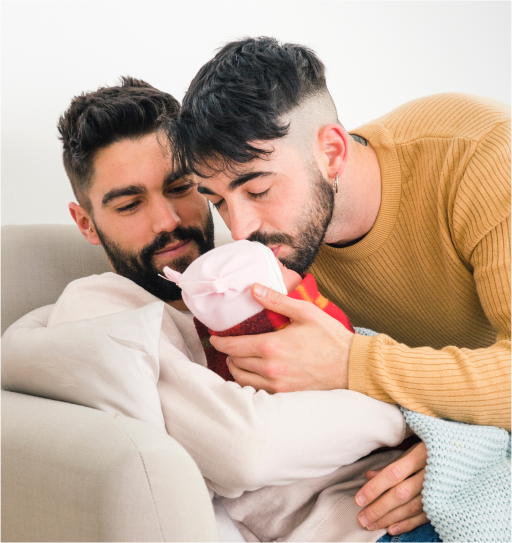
[310,93,511,431]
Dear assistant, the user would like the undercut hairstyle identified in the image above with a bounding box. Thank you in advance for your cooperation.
[169,37,333,176]
[58,76,180,213]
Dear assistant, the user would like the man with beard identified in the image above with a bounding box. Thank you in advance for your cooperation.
[62,79,214,302]
[3,77,421,542]
[168,37,511,536]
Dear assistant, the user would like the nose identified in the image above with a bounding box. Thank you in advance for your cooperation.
[228,204,261,241]
[151,199,181,234]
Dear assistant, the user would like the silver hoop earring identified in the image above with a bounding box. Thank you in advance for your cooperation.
[89,227,93,232]
[333,173,339,194]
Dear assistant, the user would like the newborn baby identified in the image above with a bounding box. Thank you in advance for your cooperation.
[161,240,354,381]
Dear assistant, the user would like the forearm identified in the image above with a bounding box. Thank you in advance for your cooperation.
[349,333,511,431]
[158,338,407,498]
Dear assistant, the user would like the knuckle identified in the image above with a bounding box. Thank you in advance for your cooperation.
[364,482,379,500]
[387,464,403,482]
[260,341,278,358]
[265,361,280,378]
[367,503,384,519]
[409,497,424,515]
[395,483,411,502]
[269,290,286,305]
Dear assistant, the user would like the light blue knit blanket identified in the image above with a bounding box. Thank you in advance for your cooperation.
[402,408,511,542]
[355,327,511,542]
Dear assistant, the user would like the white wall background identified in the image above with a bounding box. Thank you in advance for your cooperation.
[2,0,510,238]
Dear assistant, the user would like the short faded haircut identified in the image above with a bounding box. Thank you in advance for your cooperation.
[168,37,338,177]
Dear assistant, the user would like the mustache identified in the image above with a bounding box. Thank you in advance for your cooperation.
[247,230,296,248]
[140,226,208,264]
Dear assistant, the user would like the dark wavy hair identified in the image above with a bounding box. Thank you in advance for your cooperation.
[58,76,180,212]
[168,37,327,176]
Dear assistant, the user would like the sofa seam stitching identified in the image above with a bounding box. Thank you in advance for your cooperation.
[107,418,165,542]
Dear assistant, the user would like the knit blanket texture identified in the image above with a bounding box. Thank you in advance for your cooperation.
[358,328,511,543]
[401,408,511,542]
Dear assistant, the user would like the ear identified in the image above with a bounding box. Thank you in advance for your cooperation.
[317,124,350,179]
[68,202,101,246]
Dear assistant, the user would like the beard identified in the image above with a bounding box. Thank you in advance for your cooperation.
[248,165,334,274]
[94,210,215,301]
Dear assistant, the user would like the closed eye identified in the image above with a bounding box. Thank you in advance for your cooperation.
[211,199,224,210]
[116,200,141,213]
[167,184,194,196]
[248,189,270,200]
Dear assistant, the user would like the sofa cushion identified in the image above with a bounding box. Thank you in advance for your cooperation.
[1,224,111,334]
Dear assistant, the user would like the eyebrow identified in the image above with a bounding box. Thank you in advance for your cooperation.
[102,184,148,207]
[102,173,192,207]
[197,171,274,196]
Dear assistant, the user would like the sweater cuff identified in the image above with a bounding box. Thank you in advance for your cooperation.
[348,333,372,395]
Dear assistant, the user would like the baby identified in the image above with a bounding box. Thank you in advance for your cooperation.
[156,242,415,543]
[161,240,354,381]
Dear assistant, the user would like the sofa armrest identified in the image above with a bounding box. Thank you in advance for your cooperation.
[1,390,218,542]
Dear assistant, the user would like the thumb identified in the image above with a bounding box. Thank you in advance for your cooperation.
[251,283,313,323]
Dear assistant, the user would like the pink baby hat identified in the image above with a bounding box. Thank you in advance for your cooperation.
[161,240,285,331]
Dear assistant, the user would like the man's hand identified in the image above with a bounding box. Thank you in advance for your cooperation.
[210,283,354,392]
[355,442,428,536]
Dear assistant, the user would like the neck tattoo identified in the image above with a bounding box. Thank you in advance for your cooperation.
[351,134,367,146]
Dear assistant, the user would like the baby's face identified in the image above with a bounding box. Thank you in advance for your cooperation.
[276,258,302,293]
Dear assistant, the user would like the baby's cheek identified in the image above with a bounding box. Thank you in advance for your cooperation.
[282,268,302,293]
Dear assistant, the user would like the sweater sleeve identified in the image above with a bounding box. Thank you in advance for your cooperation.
[348,122,511,431]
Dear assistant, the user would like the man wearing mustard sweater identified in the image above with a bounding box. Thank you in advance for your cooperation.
[170,37,511,536]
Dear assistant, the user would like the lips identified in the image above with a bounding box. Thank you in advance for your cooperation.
[270,246,280,257]
[154,240,190,256]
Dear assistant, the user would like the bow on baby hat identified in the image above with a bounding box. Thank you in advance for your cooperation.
[162,268,229,295]
[161,240,285,331]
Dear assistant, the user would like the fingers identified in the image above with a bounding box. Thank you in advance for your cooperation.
[210,332,272,358]
[213,283,353,393]
[386,512,429,537]
[365,494,424,531]
[227,357,289,392]
[357,469,426,529]
[251,283,320,323]
[226,358,273,391]
[355,442,427,507]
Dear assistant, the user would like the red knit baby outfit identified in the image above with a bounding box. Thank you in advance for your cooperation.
[194,273,355,381]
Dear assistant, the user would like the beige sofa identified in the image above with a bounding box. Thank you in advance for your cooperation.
[1,224,219,542]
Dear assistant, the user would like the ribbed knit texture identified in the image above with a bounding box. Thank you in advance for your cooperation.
[310,93,511,430]
[402,407,511,543]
